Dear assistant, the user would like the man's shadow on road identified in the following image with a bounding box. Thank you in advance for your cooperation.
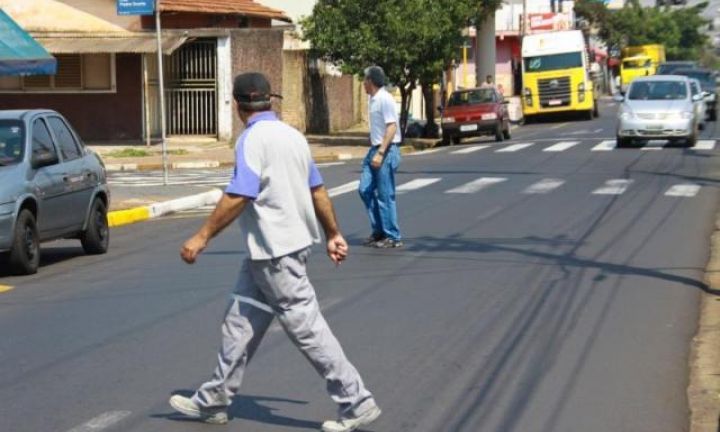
[153,391,322,429]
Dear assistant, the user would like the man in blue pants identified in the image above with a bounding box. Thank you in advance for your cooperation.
[359,66,403,248]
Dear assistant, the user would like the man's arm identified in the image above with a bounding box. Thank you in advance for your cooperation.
[180,193,248,264]
[311,185,348,265]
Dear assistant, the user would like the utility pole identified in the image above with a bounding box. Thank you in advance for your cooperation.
[155,0,168,186]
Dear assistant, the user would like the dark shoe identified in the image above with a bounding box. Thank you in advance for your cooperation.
[371,238,404,248]
[363,234,385,246]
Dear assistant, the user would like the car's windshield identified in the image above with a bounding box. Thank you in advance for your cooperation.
[623,58,652,69]
[0,120,25,166]
[448,89,496,106]
[628,81,688,101]
[657,63,695,75]
[676,71,715,88]
[523,52,583,73]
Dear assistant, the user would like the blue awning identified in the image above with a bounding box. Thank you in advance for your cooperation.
[0,9,56,76]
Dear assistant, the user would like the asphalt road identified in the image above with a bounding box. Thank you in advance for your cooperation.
[1,100,719,432]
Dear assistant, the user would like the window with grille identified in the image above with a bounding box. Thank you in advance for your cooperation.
[0,54,115,92]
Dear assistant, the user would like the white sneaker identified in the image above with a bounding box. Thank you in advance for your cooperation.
[321,405,382,432]
[169,394,228,425]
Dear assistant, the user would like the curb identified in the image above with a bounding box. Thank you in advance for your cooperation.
[107,189,223,227]
[688,214,720,432]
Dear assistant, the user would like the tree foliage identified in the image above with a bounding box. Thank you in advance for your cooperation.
[575,0,709,60]
[301,0,502,138]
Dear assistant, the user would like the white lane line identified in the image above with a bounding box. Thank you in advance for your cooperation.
[641,140,664,151]
[664,184,701,197]
[543,141,580,152]
[592,140,616,151]
[396,178,441,193]
[317,162,346,167]
[592,179,633,195]
[328,180,360,197]
[523,178,565,194]
[496,143,533,153]
[451,145,490,154]
[408,148,443,156]
[593,128,603,133]
[66,411,131,432]
[693,140,716,150]
[445,177,507,194]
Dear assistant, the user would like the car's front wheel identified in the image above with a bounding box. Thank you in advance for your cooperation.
[81,198,109,255]
[8,209,40,275]
[494,121,504,142]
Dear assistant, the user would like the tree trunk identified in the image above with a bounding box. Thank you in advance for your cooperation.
[421,80,439,138]
[398,83,414,142]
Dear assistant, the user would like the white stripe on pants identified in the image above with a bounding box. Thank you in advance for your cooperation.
[192,248,375,417]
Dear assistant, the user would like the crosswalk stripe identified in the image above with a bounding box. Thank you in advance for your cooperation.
[693,140,716,150]
[451,145,490,154]
[641,141,664,151]
[664,184,701,197]
[328,180,359,197]
[445,177,507,194]
[496,143,533,153]
[397,178,441,192]
[523,178,565,194]
[543,141,579,152]
[592,140,616,151]
[592,179,633,195]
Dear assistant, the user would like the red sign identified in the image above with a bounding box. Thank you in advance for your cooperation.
[528,13,572,32]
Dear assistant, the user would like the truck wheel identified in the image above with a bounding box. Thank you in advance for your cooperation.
[81,199,109,255]
[8,209,40,275]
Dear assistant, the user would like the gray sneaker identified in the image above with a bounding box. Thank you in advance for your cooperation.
[169,394,228,425]
[371,238,403,248]
[321,405,382,432]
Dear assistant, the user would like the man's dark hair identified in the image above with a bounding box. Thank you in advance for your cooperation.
[364,66,386,88]
[233,72,281,112]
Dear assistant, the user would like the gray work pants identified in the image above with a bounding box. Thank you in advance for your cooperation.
[192,248,375,417]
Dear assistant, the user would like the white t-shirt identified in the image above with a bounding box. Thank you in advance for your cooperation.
[225,111,323,260]
[369,87,401,146]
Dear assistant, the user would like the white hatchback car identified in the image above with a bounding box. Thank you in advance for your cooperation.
[615,75,701,147]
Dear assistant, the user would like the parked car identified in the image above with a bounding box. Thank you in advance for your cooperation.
[615,76,701,147]
[656,61,697,75]
[688,78,707,129]
[440,87,511,145]
[0,110,110,275]
[672,68,718,121]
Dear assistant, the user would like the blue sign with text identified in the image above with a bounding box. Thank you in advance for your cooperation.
[117,0,155,16]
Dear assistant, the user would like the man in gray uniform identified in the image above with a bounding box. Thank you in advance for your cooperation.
[169,72,381,432]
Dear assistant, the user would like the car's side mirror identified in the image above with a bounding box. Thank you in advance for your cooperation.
[692,94,703,102]
[702,91,711,99]
[32,150,59,169]
[613,95,625,102]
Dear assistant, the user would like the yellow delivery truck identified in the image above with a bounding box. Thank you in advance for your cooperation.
[521,30,598,121]
[619,44,666,93]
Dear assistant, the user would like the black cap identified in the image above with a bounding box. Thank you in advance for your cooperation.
[232,72,282,112]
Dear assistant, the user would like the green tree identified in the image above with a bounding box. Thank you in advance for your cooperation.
[301,0,501,138]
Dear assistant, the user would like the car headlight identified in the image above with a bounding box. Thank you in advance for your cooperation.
[441,117,455,123]
[619,111,634,120]
[681,111,694,119]
[482,113,497,120]
[666,111,694,120]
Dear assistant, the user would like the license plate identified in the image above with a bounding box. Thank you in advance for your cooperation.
[646,124,663,131]
[481,114,496,120]
[548,99,562,106]
[460,124,478,132]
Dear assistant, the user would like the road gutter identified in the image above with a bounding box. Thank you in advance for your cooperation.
[688,214,720,432]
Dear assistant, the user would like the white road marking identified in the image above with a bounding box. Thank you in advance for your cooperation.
[591,140,616,151]
[549,122,569,130]
[408,148,443,156]
[593,128,603,133]
[641,141,664,151]
[664,184,701,197]
[317,162,346,167]
[396,178,441,193]
[523,178,565,194]
[496,143,533,152]
[592,179,633,195]
[328,180,360,197]
[445,177,507,194]
[451,145,490,154]
[543,141,580,152]
[66,411,131,432]
[693,140,716,150]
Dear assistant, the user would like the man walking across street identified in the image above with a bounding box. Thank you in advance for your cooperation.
[169,72,381,432]
[359,66,403,248]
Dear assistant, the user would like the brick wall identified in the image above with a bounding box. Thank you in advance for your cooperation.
[281,50,307,132]
[229,28,284,137]
[0,54,142,141]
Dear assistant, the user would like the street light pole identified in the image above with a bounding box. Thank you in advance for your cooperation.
[155,0,168,186]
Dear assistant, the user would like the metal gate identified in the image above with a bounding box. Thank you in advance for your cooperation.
[165,39,217,136]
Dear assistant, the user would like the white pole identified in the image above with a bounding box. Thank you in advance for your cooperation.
[155,1,168,185]
[143,55,151,147]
